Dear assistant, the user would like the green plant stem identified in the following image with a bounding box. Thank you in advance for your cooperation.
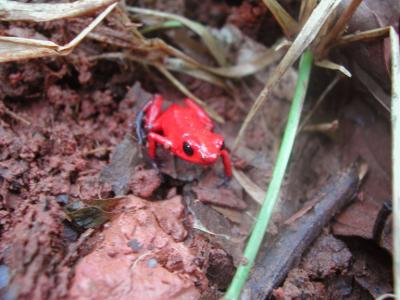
[140,20,182,34]
[390,27,400,300]
[224,50,313,300]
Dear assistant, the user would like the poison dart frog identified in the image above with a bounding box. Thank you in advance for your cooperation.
[136,95,232,179]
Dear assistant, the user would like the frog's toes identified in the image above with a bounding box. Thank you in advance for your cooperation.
[216,175,230,188]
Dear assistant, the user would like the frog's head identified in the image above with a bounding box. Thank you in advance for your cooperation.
[176,132,225,165]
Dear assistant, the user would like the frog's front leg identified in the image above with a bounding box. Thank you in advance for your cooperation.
[147,132,173,159]
[220,149,232,178]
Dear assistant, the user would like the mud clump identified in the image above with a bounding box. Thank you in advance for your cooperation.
[301,233,352,279]
[273,234,353,300]
[273,268,326,300]
[0,199,66,300]
[69,195,208,300]
[129,165,162,198]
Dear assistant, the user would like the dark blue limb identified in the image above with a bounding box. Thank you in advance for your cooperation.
[216,174,231,188]
[135,100,152,145]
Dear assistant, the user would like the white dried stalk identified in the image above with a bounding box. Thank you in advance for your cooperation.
[0,0,118,22]
[0,2,118,63]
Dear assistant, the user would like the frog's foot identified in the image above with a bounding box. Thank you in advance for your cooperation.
[144,154,162,174]
[216,175,231,188]
[136,122,147,145]
[150,160,160,171]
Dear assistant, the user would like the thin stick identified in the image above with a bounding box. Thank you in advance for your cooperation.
[298,74,341,131]
[2,104,31,126]
[302,119,339,133]
[335,27,390,47]
[390,26,400,300]
[224,50,313,300]
[316,0,363,58]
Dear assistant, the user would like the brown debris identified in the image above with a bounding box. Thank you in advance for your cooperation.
[301,233,352,279]
[274,234,353,300]
[333,199,381,240]
[273,268,326,300]
[185,187,246,267]
[227,1,268,40]
[151,195,188,241]
[193,185,247,210]
[192,171,247,210]
[129,164,162,198]
[331,98,391,246]
[350,240,393,298]
[379,215,392,255]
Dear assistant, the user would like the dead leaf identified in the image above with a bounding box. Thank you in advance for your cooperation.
[233,169,265,205]
[64,196,126,229]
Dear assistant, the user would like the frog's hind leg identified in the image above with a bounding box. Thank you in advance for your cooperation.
[135,100,152,145]
[145,94,164,130]
[183,98,213,130]
[136,94,164,145]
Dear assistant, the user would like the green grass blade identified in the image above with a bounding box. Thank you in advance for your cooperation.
[224,50,313,300]
[140,20,182,34]
[390,26,400,300]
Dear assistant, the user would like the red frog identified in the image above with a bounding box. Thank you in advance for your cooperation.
[136,95,232,179]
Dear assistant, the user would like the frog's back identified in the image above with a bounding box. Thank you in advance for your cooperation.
[159,104,208,137]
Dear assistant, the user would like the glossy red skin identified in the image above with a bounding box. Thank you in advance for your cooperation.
[143,95,232,177]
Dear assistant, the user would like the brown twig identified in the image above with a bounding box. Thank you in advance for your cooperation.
[83,146,113,156]
[1,105,31,126]
[335,26,390,48]
[298,74,341,132]
[302,119,339,133]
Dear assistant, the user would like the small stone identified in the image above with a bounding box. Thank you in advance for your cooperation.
[56,194,69,205]
[147,258,158,268]
[0,264,9,289]
[127,239,142,253]
[63,224,78,242]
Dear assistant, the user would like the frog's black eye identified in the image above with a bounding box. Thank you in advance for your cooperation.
[221,141,225,150]
[183,141,194,156]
